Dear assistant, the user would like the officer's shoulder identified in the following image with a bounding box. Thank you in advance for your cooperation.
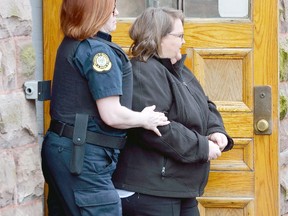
[77,39,110,54]
[86,39,111,52]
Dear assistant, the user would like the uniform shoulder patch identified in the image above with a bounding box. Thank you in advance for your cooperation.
[93,53,112,72]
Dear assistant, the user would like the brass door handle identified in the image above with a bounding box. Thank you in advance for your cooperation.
[256,119,269,132]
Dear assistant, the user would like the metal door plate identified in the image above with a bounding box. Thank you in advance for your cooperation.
[254,86,272,135]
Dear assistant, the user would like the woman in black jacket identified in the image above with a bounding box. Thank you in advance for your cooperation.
[113,7,234,216]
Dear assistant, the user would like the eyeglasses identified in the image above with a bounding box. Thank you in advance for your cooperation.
[168,33,184,40]
[112,1,117,16]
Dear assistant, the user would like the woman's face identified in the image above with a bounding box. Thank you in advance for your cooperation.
[100,5,119,34]
[159,18,185,63]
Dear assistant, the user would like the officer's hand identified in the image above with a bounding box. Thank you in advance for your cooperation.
[141,105,170,136]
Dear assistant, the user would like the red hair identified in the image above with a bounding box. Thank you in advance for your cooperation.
[60,0,115,40]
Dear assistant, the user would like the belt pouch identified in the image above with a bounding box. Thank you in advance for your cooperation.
[70,113,88,175]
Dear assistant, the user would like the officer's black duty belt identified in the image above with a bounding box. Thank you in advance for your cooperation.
[48,119,126,149]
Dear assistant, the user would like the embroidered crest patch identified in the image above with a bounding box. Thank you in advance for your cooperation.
[93,53,112,72]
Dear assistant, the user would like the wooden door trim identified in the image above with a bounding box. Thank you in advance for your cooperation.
[253,0,279,215]
[113,22,254,48]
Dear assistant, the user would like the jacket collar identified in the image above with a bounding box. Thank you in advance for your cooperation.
[154,54,187,77]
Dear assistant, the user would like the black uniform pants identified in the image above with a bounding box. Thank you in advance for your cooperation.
[41,131,121,216]
[121,193,200,216]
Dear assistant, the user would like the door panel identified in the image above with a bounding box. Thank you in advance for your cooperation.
[43,0,279,215]
[192,48,253,105]
[198,198,254,216]
[210,138,254,171]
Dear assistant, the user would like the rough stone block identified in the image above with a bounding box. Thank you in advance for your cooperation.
[16,37,35,89]
[0,92,37,148]
[0,0,31,20]
[14,145,44,203]
[0,150,17,208]
[280,83,288,152]
[0,200,43,216]
[0,38,17,91]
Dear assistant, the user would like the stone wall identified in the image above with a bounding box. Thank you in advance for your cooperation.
[280,0,288,215]
[0,0,44,215]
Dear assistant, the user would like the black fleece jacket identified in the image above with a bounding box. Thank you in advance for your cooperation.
[113,55,234,198]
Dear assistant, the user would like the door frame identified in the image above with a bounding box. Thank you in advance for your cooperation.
[43,0,279,215]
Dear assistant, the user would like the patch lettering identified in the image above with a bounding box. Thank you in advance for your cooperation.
[93,53,112,72]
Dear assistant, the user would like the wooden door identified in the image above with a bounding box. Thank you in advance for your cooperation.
[43,0,279,215]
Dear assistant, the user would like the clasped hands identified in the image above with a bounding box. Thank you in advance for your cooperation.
[207,132,228,161]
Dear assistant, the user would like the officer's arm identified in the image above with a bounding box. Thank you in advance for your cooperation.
[96,96,169,136]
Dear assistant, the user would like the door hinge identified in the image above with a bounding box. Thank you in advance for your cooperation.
[23,80,51,101]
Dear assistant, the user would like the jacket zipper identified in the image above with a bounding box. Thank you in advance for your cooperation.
[182,79,206,124]
[161,157,167,179]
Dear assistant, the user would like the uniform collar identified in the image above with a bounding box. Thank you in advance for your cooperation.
[95,31,112,42]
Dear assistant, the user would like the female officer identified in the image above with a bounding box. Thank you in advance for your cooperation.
[113,7,234,216]
[41,1,169,215]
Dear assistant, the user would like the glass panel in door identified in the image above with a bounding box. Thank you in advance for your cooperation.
[117,0,251,19]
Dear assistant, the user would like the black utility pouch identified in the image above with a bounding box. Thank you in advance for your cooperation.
[70,113,88,175]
